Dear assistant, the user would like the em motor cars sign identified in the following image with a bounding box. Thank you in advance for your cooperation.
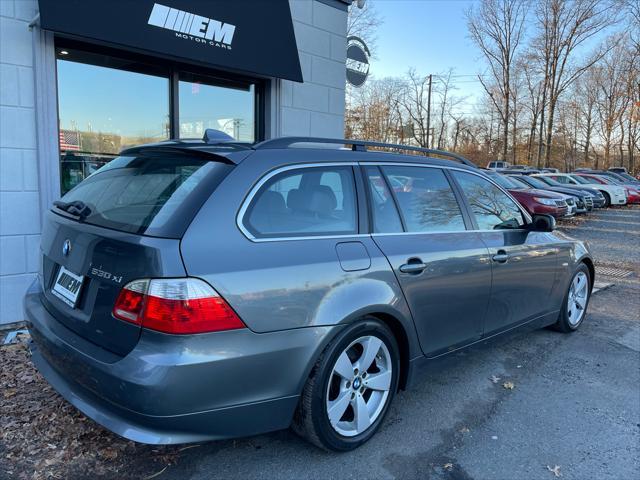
[346,36,370,87]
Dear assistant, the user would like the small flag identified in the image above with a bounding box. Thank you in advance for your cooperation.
[59,129,81,151]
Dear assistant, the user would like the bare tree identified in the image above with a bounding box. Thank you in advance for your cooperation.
[347,0,383,53]
[594,37,629,167]
[467,0,529,161]
[401,69,431,148]
[534,0,620,166]
[433,69,465,150]
[574,69,599,167]
[520,55,545,165]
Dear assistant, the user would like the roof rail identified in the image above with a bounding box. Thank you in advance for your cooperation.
[253,137,476,168]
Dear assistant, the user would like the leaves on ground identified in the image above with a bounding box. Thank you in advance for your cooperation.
[0,335,185,479]
[547,464,562,477]
[489,375,501,384]
[502,381,515,390]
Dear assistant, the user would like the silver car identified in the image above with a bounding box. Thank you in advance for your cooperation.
[25,133,594,451]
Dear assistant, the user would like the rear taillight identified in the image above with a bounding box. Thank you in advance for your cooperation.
[113,278,245,334]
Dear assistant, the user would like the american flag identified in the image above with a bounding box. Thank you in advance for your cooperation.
[59,129,81,151]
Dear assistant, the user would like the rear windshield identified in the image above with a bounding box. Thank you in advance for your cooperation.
[55,154,232,237]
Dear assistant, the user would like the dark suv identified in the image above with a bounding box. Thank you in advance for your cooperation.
[25,133,594,451]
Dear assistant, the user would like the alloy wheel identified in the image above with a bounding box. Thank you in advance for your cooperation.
[325,335,392,437]
[567,271,589,326]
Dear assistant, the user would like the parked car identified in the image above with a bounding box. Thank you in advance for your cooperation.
[508,175,592,213]
[580,172,640,203]
[535,173,627,207]
[597,170,640,186]
[584,170,635,184]
[483,170,572,218]
[540,168,560,173]
[532,175,606,208]
[608,167,627,174]
[572,173,639,205]
[25,133,595,451]
[501,166,541,175]
[487,160,511,169]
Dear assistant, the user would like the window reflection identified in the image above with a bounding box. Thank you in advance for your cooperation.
[179,73,255,141]
[246,167,357,237]
[57,56,170,194]
[452,171,525,230]
[382,166,466,233]
[365,166,403,233]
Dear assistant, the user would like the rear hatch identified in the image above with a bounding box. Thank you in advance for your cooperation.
[40,151,234,356]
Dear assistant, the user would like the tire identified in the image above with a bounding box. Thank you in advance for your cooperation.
[601,191,611,207]
[551,264,591,333]
[293,318,400,451]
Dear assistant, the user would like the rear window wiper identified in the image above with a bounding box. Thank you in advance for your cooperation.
[53,200,92,220]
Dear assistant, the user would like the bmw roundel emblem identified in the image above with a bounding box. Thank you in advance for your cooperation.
[62,239,71,257]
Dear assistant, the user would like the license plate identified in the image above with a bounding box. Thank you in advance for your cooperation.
[51,266,84,308]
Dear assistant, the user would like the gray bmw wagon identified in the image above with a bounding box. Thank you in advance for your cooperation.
[25,132,594,451]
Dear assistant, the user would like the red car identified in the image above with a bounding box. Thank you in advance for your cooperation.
[574,173,640,204]
[484,171,571,218]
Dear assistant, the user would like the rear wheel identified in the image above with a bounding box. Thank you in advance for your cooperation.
[293,318,400,451]
[552,264,591,333]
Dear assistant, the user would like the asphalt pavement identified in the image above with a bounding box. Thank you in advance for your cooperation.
[152,206,639,480]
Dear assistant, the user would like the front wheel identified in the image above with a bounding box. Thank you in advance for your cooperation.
[552,264,591,333]
[601,191,611,207]
[293,318,400,451]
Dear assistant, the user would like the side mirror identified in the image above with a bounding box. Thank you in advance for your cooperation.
[529,214,556,232]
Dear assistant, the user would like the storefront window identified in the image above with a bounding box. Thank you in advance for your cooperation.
[178,73,255,142]
[56,44,260,195]
[57,54,170,194]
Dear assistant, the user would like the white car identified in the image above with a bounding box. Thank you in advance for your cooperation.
[534,173,627,207]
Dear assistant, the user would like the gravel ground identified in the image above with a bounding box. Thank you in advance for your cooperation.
[1,206,638,480]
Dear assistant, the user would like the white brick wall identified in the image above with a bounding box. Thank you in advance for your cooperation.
[1,0,39,324]
[282,0,347,137]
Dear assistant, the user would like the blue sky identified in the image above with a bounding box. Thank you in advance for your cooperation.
[57,59,256,141]
[368,0,489,113]
[366,0,612,115]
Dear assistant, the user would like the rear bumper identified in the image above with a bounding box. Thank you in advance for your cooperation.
[24,281,337,444]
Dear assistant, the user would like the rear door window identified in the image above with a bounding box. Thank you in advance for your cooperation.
[364,166,403,233]
[55,154,232,237]
[244,166,358,238]
[451,171,525,230]
[380,166,466,233]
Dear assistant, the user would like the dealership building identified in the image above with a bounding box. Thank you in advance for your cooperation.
[0,0,351,324]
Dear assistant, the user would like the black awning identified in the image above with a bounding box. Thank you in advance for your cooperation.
[37,0,303,82]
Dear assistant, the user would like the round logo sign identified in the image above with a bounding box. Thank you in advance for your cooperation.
[346,36,370,87]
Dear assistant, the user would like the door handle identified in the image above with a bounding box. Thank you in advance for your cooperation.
[492,250,509,263]
[399,261,427,274]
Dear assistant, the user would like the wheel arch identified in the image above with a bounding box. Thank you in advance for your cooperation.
[296,307,418,397]
[579,256,595,291]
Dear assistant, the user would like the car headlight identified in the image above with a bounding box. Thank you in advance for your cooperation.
[533,197,558,206]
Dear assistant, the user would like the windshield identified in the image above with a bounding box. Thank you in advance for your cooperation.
[522,176,549,189]
[618,172,639,183]
[569,175,592,185]
[599,176,620,185]
[507,176,530,188]
[535,176,562,186]
[55,154,232,237]
[483,171,520,189]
